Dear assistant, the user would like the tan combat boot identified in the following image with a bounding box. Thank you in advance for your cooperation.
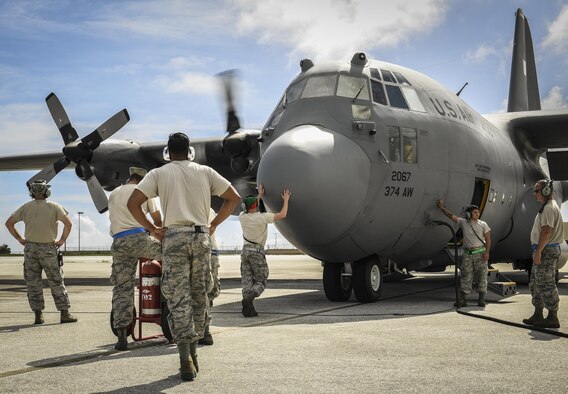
[115,327,128,351]
[60,310,78,323]
[198,324,213,346]
[453,291,468,308]
[533,310,560,329]
[477,292,486,307]
[242,298,255,317]
[522,307,544,325]
[190,342,199,373]
[178,342,197,381]
[34,311,44,324]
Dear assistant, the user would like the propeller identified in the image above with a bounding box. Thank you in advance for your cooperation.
[27,93,130,213]
[217,70,259,174]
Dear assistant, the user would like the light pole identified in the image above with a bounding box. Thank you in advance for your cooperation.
[78,211,84,252]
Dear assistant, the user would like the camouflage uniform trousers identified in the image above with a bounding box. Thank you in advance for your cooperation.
[241,250,269,300]
[530,245,560,312]
[23,242,70,312]
[204,248,220,326]
[110,232,162,329]
[460,252,487,295]
[161,230,210,344]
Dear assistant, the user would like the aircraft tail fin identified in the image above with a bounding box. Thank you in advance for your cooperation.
[507,8,541,112]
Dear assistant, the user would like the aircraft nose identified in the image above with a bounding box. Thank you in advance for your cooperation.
[258,125,370,248]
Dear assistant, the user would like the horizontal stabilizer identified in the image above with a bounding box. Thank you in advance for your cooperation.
[547,150,568,180]
[510,109,568,149]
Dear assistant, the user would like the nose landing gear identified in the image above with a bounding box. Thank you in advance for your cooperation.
[322,256,384,303]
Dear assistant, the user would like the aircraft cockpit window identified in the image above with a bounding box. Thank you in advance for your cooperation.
[337,75,369,101]
[302,75,337,98]
[385,85,409,109]
[370,68,381,80]
[381,69,396,83]
[388,126,418,163]
[388,126,401,162]
[287,78,307,103]
[402,127,417,163]
[371,80,387,105]
[400,86,426,112]
[351,104,372,120]
[393,72,411,86]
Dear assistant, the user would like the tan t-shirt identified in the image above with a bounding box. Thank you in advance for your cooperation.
[108,183,158,236]
[457,218,490,249]
[530,199,564,245]
[136,160,231,227]
[239,212,275,247]
[11,200,68,243]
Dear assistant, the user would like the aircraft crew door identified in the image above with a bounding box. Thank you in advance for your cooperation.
[470,178,490,216]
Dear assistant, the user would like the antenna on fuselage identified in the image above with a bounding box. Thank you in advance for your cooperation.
[456,82,468,96]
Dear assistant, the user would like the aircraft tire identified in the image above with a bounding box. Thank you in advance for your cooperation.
[323,262,352,301]
[352,257,383,303]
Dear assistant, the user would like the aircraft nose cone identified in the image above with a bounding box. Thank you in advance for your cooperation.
[258,125,370,247]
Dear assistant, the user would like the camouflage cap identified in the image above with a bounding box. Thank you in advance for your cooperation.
[28,180,51,197]
[129,167,147,178]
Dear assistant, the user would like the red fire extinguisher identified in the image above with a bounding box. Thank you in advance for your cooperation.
[140,260,162,317]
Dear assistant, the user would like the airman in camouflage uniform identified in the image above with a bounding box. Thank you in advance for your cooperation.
[239,184,291,317]
[437,200,491,308]
[523,179,562,328]
[5,180,77,324]
[128,132,240,381]
[108,167,162,350]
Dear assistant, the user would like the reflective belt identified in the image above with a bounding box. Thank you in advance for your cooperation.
[464,246,486,255]
[531,243,560,252]
[113,227,146,239]
[165,225,209,235]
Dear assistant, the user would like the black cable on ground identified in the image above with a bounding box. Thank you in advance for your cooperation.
[431,220,568,338]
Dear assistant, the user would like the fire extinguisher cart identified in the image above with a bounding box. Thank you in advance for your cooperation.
[110,259,173,342]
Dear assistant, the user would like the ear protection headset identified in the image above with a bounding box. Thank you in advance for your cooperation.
[541,179,553,197]
[464,205,479,220]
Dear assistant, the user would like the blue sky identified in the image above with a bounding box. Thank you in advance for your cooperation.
[1,0,568,253]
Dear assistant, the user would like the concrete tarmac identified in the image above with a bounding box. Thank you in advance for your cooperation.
[0,254,567,393]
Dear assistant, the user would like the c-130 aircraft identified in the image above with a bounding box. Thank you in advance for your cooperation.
[1,9,567,303]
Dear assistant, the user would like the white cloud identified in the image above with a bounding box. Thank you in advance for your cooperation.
[230,0,450,61]
[0,103,60,155]
[542,5,568,56]
[155,71,216,95]
[464,43,499,63]
[541,86,568,109]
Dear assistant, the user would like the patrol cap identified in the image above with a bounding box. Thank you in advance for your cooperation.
[129,167,147,178]
[28,180,51,197]
[243,195,258,210]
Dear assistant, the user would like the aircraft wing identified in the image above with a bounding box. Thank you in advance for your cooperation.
[0,152,64,170]
[0,132,260,198]
[485,109,568,179]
